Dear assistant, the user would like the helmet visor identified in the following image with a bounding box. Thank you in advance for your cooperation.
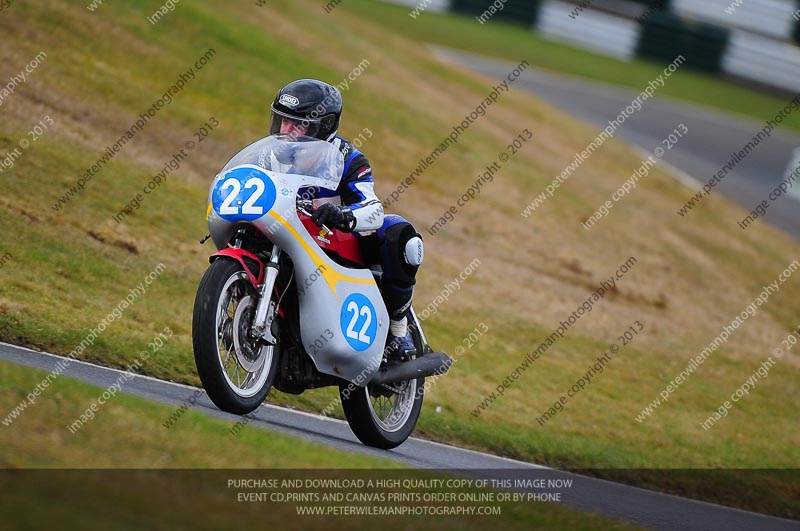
[269,107,321,139]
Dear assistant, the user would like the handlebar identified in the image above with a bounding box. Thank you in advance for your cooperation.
[296,199,313,214]
[296,198,332,235]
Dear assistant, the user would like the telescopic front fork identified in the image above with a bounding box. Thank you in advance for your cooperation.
[251,245,281,344]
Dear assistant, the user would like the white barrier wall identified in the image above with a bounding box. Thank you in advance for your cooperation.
[391,0,452,14]
[723,29,800,92]
[672,0,797,40]
[537,1,640,60]
[378,0,800,94]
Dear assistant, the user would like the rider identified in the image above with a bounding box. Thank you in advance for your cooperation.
[269,79,424,359]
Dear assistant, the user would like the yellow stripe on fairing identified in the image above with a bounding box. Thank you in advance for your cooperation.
[206,202,213,220]
[268,210,372,297]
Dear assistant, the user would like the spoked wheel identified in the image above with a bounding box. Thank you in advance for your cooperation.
[192,259,279,415]
[340,323,425,449]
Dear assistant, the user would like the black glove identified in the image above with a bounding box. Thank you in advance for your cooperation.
[311,203,357,232]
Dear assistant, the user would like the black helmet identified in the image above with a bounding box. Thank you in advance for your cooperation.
[269,79,343,141]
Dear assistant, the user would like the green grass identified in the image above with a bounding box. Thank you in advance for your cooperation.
[0,0,799,520]
[0,360,401,468]
[347,0,800,133]
[0,361,645,530]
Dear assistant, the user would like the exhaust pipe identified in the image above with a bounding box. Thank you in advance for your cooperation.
[370,351,452,386]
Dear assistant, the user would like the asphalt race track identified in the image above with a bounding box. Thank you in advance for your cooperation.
[1,342,797,531]
[432,47,800,242]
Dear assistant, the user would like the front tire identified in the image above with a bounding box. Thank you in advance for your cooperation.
[192,259,279,415]
[340,323,425,449]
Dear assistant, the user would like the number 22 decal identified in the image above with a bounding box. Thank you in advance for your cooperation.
[213,166,276,222]
[345,300,372,343]
[340,293,378,351]
[219,177,266,215]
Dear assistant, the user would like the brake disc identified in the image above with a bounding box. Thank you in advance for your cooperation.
[232,295,267,373]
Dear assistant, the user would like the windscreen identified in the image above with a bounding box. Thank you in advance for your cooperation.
[220,134,344,189]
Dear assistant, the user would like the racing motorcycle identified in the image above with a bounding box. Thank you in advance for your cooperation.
[192,134,451,449]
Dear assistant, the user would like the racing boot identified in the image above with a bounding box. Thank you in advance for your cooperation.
[384,316,417,360]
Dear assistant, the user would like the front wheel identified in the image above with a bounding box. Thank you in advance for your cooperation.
[192,258,279,415]
[340,323,425,449]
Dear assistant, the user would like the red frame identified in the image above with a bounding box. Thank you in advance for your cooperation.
[210,248,265,289]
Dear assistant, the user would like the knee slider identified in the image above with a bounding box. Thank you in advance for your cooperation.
[404,236,424,267]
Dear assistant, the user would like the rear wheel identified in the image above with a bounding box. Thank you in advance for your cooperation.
[192,259,279,415]
[340,323,425,449]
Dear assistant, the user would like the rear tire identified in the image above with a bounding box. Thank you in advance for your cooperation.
[192,259,279,415]
[340,323,425,449]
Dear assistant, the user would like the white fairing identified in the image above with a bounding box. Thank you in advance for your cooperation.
[208,136,388,384]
